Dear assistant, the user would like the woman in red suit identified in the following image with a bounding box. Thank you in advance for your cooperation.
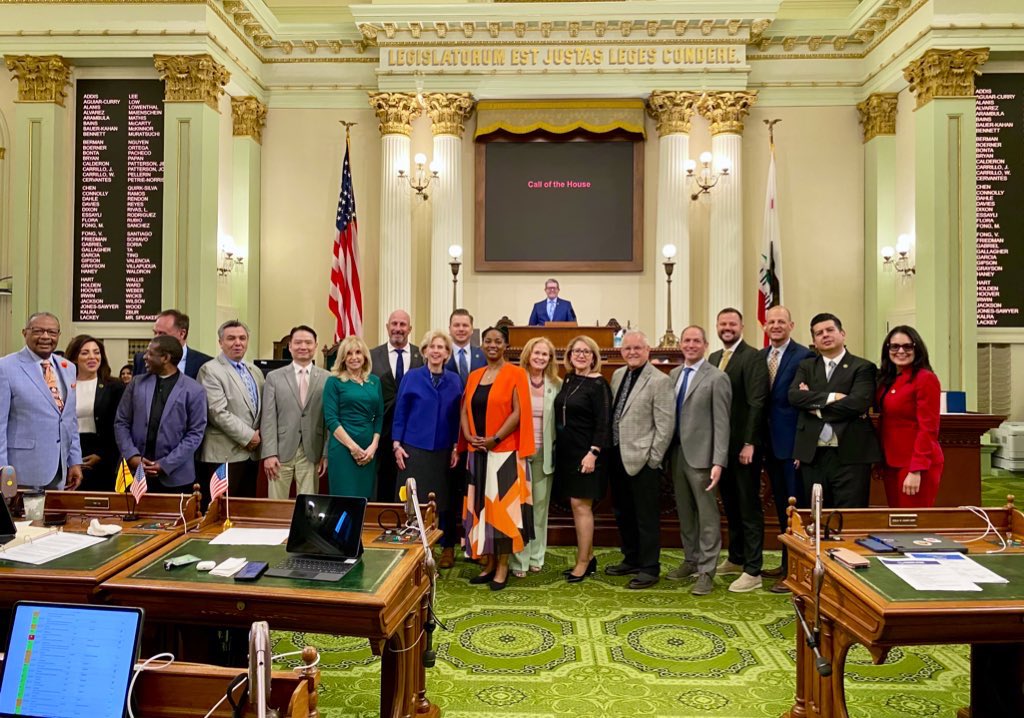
[876,325,945,508]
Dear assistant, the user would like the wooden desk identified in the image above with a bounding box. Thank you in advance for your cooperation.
[102,497,441,718]
[507,325,615,351]
[780,500,1024,718]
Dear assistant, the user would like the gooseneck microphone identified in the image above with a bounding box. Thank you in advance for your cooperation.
[789,483,832,677]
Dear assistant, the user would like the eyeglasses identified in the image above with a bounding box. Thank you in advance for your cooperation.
[888,343,915,354]
[28,329,60,337]
[571,348,593,356]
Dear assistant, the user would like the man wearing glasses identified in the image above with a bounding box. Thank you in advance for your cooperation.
[528,278,577,326]
[0,313,84,490]
[788,313,881,507]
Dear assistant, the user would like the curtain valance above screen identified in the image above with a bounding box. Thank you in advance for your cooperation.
[474,99,646,139]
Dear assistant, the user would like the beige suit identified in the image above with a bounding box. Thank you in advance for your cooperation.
[260,362,329,499]
[198,354,265,464]
[610,363,674,476]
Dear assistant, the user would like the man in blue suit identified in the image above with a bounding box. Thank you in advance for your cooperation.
[758,305,814,593]
[0,312,83,489]
[131,309,213,379]
[444,309,486,386]
[115,336,208,492]
[528,278,577,326]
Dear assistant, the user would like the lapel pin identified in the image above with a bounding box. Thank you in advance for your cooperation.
[842,364,848,369]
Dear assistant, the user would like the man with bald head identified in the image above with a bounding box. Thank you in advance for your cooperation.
[605,331,675,589]
[370,310,423,501]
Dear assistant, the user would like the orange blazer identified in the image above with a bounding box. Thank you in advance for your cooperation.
[461,363,535,458]
[876,368,944,472]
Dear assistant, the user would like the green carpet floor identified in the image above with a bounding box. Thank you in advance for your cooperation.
[270,472,1022,717]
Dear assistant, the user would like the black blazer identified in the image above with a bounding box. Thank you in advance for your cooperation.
[79,379,125,490]
[369,343,424,433]
[787,351,882,465]
[709,340,770,456]
[133,346,213,380]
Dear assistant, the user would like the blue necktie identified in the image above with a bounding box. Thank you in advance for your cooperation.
[234,361,259,410]
[458,348,469,382]
[547,300,555,321]
[675,367,694,428]
[395,348,405,385]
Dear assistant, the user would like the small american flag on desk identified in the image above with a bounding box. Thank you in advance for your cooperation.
[210,463,229,502]
[130,463,147,503]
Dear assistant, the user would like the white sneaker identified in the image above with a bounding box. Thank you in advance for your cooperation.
[728,573,763,593]
[716,559,744,575]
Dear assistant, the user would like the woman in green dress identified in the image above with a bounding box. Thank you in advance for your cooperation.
[324,336,384,498]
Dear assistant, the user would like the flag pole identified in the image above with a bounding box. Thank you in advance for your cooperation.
[759,119,782,347]
[223,487,232,530]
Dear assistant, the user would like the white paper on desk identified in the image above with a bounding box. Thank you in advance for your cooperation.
[0,532,106,565]
[904,552,1009,583]
[209,528,290,546]
[210,557,248,577]
[878,557,982,591]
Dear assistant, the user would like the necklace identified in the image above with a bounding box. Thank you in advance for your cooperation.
[560,375,585,425]
[529,374,544,389]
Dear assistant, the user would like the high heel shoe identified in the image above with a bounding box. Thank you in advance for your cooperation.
[585,557,597,576]
[489,577,508,591]
[566,570,587,584]
[469,571,496,585]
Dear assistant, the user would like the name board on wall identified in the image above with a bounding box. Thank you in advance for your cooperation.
[976,74,1024,328]
[73,79,165,323]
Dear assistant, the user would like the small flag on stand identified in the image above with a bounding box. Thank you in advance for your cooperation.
[130,463,148,503]
[115,459,132,493]
[210,463,229,503]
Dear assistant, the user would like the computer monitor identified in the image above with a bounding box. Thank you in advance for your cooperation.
[0,602,143,718]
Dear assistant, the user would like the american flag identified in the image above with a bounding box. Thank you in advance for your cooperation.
[210,463,229,503]
[328,135,363,342]
[757,139,783,348]
[130,462,148,503]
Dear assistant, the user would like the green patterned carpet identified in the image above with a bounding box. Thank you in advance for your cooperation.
[269,473,1022,717]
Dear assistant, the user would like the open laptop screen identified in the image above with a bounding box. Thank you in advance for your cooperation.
[0,602,143,718]
[286,494,366,558]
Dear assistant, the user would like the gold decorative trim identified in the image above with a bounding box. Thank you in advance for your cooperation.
[154,54,230,111]
[646,91,699,136]
[4,55,71,106]
[696,91,757,135]
[231,96,267,143]
[903,48,989,109]
[423,92,475,138]
[856,93,898,143]
[0,147,5,160]
[368,92,420,136]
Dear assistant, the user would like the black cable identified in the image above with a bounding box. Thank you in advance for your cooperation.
[377,508,402,533]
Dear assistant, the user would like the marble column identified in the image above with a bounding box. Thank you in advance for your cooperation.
[369,93,420,323]
[230,96,267,353]
[698,91,756,336]
[4,54,72,341]
[646,91,699,346]
[904,48,988,406]
[424,93,474,329]
[155,54,230,354]
[857,93,899,359]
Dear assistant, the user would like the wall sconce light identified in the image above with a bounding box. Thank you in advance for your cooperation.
[685,151,730,201]
[880,233,915,279]
[397,153,439,200]
[217,237,245,276]
[448,244,463,315]
[658,244,679,349]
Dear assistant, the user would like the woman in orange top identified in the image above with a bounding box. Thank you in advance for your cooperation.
[461,326,535,591]
[876,325,944,508]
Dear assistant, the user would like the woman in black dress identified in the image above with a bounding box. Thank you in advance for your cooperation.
[554,335,611,583]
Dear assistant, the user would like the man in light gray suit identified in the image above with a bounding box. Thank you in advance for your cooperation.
[198,319,265,497]
[666,325,732,596]
[605,331,675,589]
[261,325,329,500]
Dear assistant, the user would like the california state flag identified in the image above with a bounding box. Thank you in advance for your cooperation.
[757,143,782,346]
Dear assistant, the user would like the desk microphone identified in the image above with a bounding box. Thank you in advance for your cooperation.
[403,478,438,668]
[248,621,279,718]
[800,484,832,676]
[399,477,418,531]
[1,466,16,503]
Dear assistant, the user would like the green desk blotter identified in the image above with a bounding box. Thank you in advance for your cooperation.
[131,537,405,593]
[0,533,153,571]
[844,554,1024,602]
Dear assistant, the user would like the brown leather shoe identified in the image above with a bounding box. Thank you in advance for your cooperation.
[439,547,455,569]
[762,565,785,578]
[769,578,791,594]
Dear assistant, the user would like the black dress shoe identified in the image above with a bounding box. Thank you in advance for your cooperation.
[762,565,785,578]
[605,562,641,576]
[585,557,597,576]
[566,571,587,584]
[627,575,659,590]
[489,577,508,591]
[769,578,791,594]
[469,571,496,585]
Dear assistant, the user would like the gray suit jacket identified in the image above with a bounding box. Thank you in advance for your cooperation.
[260,363,329,464]
[198,354,266,463]
[610,363,675,476]
[668,361,732,469]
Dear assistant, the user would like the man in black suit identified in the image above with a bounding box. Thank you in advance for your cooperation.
[132,309,213,379]
[369,309,423,502]
[788,313,881,508]
[708,308,769,593]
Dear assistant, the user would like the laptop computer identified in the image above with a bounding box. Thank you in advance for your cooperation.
[266,494,367,582]
[0,499,15,546]
[0,602,143,718]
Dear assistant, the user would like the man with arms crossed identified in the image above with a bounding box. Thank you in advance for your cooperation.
[261,325,329,499]
[605,331,675,589]
[666,326,732,596]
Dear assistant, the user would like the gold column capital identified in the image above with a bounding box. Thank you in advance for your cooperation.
[368,92,421,137]
[645,91,701,136]
[154,54,230,111]
[4,55,72,106]
[231,96,268,144]
[903,48,989,109]
[856,93,899,143]
[696,91,758,135]
[423,93,475,138]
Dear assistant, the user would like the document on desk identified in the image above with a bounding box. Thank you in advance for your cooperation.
[0,532,106,565]
[209,528,290,546]
[878,557,983,591]
[904,552,1009,583]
